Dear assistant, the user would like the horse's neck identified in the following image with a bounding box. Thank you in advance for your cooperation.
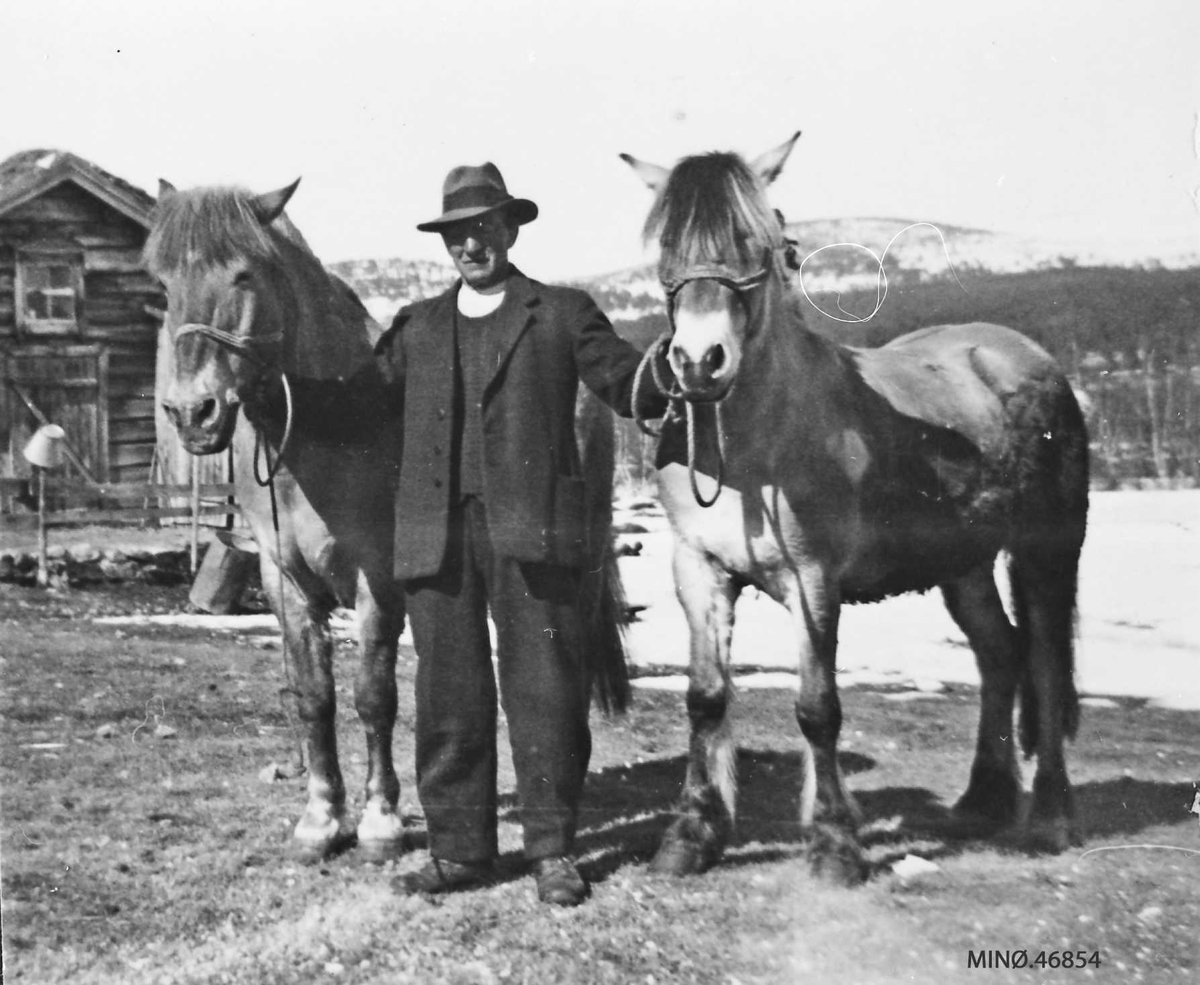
[274,258,377,381]
[731,284,851,427]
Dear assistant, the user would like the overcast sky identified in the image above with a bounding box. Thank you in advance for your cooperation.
[5,0,1198,280]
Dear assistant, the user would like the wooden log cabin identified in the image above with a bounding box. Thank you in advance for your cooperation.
[0,149,221,503]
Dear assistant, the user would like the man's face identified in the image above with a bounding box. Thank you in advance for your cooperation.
[441,211,517,290]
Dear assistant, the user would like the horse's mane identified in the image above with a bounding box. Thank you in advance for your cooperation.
[144,186,377,377]
[642,152,785,275]
[143,186,316,275]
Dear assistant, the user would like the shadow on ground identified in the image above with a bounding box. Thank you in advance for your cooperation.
[534,749,1200,885]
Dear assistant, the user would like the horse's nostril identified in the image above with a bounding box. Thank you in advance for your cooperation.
[197,397,218,426]
[707,346,726,374]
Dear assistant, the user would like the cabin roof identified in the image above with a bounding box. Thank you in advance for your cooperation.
[0,149,155,228]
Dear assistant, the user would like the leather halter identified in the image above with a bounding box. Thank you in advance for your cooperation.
[659,248,773,306]
[169,292,292,486]
[172,292,281,365]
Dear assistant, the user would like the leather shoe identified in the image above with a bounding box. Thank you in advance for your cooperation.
[398,857,495,896]
[532,856,588,906]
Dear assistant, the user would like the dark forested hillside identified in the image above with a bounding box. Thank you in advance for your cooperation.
[330,222,1200,487]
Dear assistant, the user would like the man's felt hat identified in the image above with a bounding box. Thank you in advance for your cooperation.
[416,162,538,232]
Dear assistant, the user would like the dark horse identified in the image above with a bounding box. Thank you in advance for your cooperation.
[622,133,1089,883]
[145,180,630,861]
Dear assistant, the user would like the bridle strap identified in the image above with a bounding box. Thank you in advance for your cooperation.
[661,263,771,301]
[660,245,775,300]
[174,322,282,360]
[172,292,281,364]
[171,296,294,486]
[641,246,784,508]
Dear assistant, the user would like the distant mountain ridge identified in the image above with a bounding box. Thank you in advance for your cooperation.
[328,216,1200,326]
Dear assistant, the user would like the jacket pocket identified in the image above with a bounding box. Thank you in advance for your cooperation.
[552,475,587,567]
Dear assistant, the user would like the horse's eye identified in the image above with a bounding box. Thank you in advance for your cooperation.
[233,270,253,288]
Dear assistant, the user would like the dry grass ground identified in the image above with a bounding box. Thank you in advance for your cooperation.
[1,577,1197,985]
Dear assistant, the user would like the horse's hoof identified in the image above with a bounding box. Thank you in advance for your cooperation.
[953,794,1019,829]
[357,804,406,863]
[1024,816,1081,855]
[649,838,715,877]
[358,836,406,864]
[954,767,1021,827]
[805,824,868,886]
[292,812,354,863]
[292,829,356,864]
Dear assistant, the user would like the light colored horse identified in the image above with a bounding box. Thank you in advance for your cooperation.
[623,134,1089,883]
[147,180,406,861]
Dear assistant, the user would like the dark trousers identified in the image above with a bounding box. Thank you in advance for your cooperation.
[405,497,592,863]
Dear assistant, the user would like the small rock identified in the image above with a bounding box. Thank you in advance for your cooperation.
[1136,905,1163,924]
[95,723,118,739]
[259,763,285,783]
[154,724,178,739]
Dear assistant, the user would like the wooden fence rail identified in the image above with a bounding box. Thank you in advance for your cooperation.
[0,478,240,531]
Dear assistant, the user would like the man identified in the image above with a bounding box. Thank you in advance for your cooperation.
[275,163,665,905]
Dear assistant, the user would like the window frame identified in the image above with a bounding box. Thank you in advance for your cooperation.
[15,247,85,338]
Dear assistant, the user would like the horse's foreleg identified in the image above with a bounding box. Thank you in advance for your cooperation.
[789,566,866,884]
[353,572,406,861]
[941,563,1022,828]
[650,546,737,876]
[262,555,351,860]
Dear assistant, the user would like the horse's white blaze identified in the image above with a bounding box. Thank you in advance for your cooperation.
[165,356,227,410]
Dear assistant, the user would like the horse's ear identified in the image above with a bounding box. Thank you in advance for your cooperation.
[619,153,670,193]
[157,179,177,201]
[252,178,302,225]
[750,130,802,185]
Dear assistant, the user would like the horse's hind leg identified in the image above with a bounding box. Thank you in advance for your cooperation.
[262,554,352,860]
[941,563,1022,828]
[1011,552,1082,852]
[1009,367,1087,852]
[789,567,866,885]
[650,547,737,876]
[353,571,406,862]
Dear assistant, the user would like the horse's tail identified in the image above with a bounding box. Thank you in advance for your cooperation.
[576,386,632,716]
[1011,374,1089,755]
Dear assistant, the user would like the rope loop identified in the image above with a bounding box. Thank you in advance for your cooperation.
[253,373,294,487]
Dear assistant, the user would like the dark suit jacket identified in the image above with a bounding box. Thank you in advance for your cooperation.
[313,270,658,580]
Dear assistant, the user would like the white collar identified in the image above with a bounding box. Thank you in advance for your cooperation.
[457,280,507,317]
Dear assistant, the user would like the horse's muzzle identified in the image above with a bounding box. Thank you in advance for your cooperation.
[162,391,240,454]
[670,341,734,401]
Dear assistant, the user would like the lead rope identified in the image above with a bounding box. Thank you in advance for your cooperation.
[685,401,726,508]
[632,333,727,507]
[252,374,305,776]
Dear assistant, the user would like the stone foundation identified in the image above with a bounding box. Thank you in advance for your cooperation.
[0,544,197,588]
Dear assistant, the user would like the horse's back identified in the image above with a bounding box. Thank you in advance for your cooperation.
[850,322,1064,453]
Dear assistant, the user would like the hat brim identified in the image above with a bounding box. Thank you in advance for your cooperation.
[416,198,538,233]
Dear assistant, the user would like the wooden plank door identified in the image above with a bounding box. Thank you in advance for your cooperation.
[4,344,108,484]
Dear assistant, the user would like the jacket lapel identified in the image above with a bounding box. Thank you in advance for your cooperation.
[423,287,458,379]
[484,269,539,399]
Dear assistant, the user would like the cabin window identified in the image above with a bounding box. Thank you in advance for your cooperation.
[16,253,84,336]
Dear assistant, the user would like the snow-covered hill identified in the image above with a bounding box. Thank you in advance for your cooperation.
[329,217,1200,325]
